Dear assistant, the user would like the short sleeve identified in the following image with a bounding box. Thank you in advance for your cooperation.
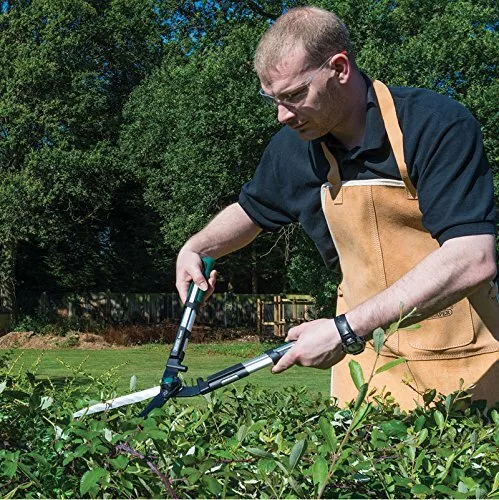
[414,116,496,244]
[238,141,297,231]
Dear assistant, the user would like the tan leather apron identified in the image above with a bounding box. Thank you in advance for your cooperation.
[321,80,499,409]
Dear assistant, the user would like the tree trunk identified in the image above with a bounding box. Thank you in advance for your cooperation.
[0,239,17,320]
[251,245,258,294]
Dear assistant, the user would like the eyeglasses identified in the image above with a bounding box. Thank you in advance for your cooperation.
[259,51,346,108]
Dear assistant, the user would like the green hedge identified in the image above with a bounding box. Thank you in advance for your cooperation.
[1,348,498,499]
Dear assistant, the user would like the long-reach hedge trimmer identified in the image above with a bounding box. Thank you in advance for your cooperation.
[73,257,294,419]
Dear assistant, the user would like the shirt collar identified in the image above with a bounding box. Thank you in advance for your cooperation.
[313,73,387,155]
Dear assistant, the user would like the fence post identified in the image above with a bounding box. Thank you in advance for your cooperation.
[281,297,286,336]
[224,292,227,328]
[273,296,279,337]
[256,297,264,335]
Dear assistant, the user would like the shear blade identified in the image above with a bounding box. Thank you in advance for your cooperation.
[73,380,203,418]
[73,386,160,418]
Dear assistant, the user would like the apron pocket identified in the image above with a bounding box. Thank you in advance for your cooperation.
[385,299,475,357]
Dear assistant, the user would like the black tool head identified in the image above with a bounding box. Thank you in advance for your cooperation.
[138,377,182,418]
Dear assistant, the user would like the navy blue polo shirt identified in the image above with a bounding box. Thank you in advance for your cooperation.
[239,77,496,268]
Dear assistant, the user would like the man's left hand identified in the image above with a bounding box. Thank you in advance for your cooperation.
[272,318,345,373]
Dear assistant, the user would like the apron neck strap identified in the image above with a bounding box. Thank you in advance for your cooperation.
[320,79,417,199]
[372,80,417,199]
[321,142,341,185]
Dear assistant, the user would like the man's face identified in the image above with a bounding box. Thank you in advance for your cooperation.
[260,48,346,140]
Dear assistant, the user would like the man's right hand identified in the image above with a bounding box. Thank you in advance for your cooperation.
[176,249,217,304]
[175,203,261,303]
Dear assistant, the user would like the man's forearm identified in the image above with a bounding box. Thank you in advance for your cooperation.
[346,234,497,336]
[181,202,262,258]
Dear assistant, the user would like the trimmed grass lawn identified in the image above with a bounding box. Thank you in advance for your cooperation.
[1,342,331,403]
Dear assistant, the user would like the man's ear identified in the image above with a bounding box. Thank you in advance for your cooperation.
[331,52,350,84]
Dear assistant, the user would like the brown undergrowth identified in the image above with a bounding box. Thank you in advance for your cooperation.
[0,322,260,350]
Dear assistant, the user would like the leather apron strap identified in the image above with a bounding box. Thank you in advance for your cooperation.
[372,80,418,199]
[321,143,341,185]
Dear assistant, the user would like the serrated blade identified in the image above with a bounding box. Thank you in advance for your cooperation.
[73,386,160,418]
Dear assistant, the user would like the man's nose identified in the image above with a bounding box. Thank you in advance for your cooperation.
[277,103,296,124]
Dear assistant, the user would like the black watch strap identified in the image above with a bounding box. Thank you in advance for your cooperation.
[334,314,366,355]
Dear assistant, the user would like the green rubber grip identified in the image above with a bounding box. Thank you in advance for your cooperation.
[201,256,216,276]
[188,256,216,304]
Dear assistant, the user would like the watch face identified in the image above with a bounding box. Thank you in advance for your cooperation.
[342,337,366,355]
[344,343,364,354]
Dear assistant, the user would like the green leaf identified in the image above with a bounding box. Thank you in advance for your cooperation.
[288,476,305,497]
[380,419,407,438]
[199,459,216,474]
[459,476,476,490]
[246,447,274,459]
[444,394,454,413]
[353,383,369,411]
[411,484,433,495]
[416,428,428,446]
[351,402,372,432]
[434,410,445,430]
[3,482,34,499]
[400,323,421,330]
[471,443,490,458]
[203,476,222,496]
[349,359,365,390]
[312,456,328,488]
[26,452,48,467]
[80,467,109,496]
[318,417,337,452]
[406,445,416,461]
[109,456,129,470]
[375,357,406,374]
[491,472,499,494]
[414,415,426,432]
[434,484,466,498]
[0,381,6,394]
[187,471,201,485]
[289,439,307,471]
[39,396,53,410]
[258,459,277,475]
[129,375,137,392]
[104,428,113,442]
[2,460,18,479]
[373,327,385,353]
[423,389,437,405]
[414,450,426,472]
[136,429,168,440]
[237,424,248,443]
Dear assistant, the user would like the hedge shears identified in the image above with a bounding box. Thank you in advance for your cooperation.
[73,257,294,418]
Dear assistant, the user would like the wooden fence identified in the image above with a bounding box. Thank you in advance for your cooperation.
[257,296,313,337]
[37,291,315,335]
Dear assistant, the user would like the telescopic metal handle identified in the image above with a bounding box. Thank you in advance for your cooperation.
[193,342,295,393]
[167,256,215,372]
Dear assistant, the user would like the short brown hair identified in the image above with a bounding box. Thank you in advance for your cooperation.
[254,6,354,77]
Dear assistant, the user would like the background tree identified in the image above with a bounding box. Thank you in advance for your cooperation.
[0,0,496,320]
[0,0,165,314]
[120,19,294,293]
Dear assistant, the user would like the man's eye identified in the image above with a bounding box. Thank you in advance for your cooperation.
[283,88,307,103]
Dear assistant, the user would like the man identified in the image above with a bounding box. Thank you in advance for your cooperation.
[176,7,498,409]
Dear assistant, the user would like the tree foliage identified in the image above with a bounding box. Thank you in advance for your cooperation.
[0,0,496,314]
[0,0,165,311]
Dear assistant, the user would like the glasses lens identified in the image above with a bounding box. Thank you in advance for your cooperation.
[259,89,277,107]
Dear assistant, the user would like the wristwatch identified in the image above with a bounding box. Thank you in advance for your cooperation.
[333,314,366,355]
